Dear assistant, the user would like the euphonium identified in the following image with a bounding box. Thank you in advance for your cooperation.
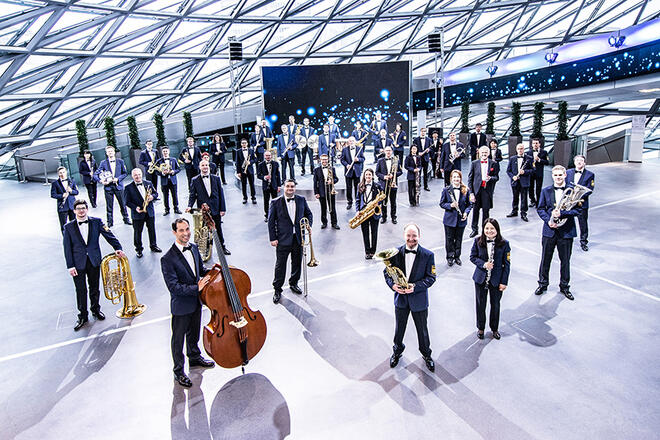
[101,254,146,318]
[551,183,592,227]
[349,192,386,229]
[375,248,409,289]
[192,209,213,262]
[264,137,276,156]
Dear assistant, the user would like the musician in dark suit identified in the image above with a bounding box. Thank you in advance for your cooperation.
[374,128,393,162]
[440,133,466,187]
[156,146,182,216]
[506,143,533,222]
[488,139,504,177]
[124,168,161,258]
[376,146,402,224]
[469,218,510,340]
[351,121,370,149]
[299,118,317,175]
[277,124,297,182]
[327,115,340,139]
[51,166,79,232]
[179,136,202,188]
[404,145,421,206]
[369,112,388,162]
[268,179,313,304]
[313,154,340,229]
[439,170,473,266]
[535,165,582,300]
[138,139,161,191]
[318,124,336,161]
[63,199,124,331]
[528,138,549,207]
[384,223,436,372]
[160,218,214,388]
[355,169,382,259]
[209,133,228,184]
[200,152,217,174]
[94,145,130,227]
[287,115,302,167]
[250,123,266,163]
[186,159,231,256]
[235,138,257,204]
[566,155,595,251]
[257,150,281,221]
[78,150,97,208]
[469,123,488,161]
[413,127,432,191]
[340,136,365,210]
[430,131,442,179]
[392,123,407,164]
[468,146,500,237]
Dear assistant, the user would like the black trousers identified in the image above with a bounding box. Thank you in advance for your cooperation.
[529,174,543,204]
[185,168,198,188]
[381,187,397,220]
[161,182,179,211]
[256,150,264,163]
[393,307,431,357]
[281,157,296,181]
[319,195,338,226]
[345,175,359,204]
[475,282,502,331]
[72,257,101,320]
[301,147,314,174]
[430,155,438,178]
[211,213,225,245]
[538,235,573,290]
[577,208,589,245]
[58,209,75,232]
[511,184,529,214]
[133,216,157,252]
[273,243,302,292]
[145,171,158,192]
[444,224,465,260]
[394,150,404,164]
[240,173,256,200]
[213,158,226,183]
[171,306,202,375]
[421,160,430,188]
[104,186,129,223]
[407,179,417,206]
[262,186,278,216]
[295,148,302,165]
[84,183,97,207]
[360,217,379,255]
[471,189,492,233]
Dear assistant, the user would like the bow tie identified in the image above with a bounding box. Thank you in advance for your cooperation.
[61,179,68,182]
[517,155,523,158]
[554,186,565,190]
[109,160,116,163]
[78,220,89,225]
[575,170,583,174]
[286,197,295,203]
[136,183,143,186]
[202,175,210,179]
[487,239,495,243]
[182,245,192,252]
[404,248,417,254]
[481,160,487,163]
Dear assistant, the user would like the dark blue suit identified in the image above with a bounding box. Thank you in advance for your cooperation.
[313,165,339,226]
[537,183,582,291]
[51,178,79,231]
[414,136,432,189]
[318,132,336,158]
[440,141,466,185]
[375,156,403,221]
[268,195,313,293]
[470,238,511,332]
[155,157,180,212]
[340,145,365,205]
[257,160,281,217]
[188,173,227,245]
[392,131,407,162]
[95,158,129,224]
[566,168,595,246]
[300,125,318,174]
[78,158,98,207]
[506,154,533,215]
[528,148,549,205]
[374,136,393,160]
[277,133,297,181]
[404,154,421,206]
[124,180,159,252]
[235,147,257,201]
[356,184,382,255]
[383,245,436,357]
[440,186,473,261]
[179,146,202,187]
[468,158,499,233]
[63,216,122,319]
[138,149,161,190]
[160,242,210,374]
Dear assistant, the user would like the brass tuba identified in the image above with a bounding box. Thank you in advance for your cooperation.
[101,254,146,318]
[375,248,409,289]
[349,192,386,229]
[192,209,213,262]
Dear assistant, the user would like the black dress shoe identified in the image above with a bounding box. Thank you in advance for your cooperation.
[74,317,88,331]
[93,311,105,320]
[189,357,214,368]
[273,291,281,304]
[389,353,401,368]
[529,201,536,207]
[321,224,327,229]
[136,251,143,258]
[124,219,132,225]
[492,331,501,340]
[454,257,462,266]
[346,203,352,210]
[107,222,113,227]
[380,218,386,224]
[289,284,303,295]
[477,330,485,339]
[581,243,589,251]
[561,289,574,300]
[174,209,182,214]
[332,224,340,230]
[366,254,373,260]
[151,246,162,253]
[222,246,231,255]
[506,212,518,218]
[423,356,435,372]
[163,210,170,216]
[392,218,397,224]
[424,187,430,192]
[252,199,257,204]
[447,259,454,267]
[174,373,192,388]
[469,230,478,238]
[534,286,547,296]
[243,199,248,204]
[91,204,97,208]
[521,214,529,222]
[264,217,268,223]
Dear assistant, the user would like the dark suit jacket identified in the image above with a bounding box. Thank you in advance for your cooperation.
[277,133,297,159]
[565,168,595,209]
[351,128,370,144]
[51,178,79,212]
[235,148,257,175]
[370,120,388,142]
[179,147,202,172]
[506,155,533,188]
[384,245,436,312]
[404,154,420,181]
[440,142,466,170]
[124,180,158,219]
[374,137,393,156]
[95,158,128,190]
[430,138,442,159]
[160,243,210,315]
[355,184,382,220]
[375,156,403,191]
[188,174,226,216]
[413,137,433,163]
[439,186,473,227]
[392,131,407,152]
[468,159,499,196]
[470,239,511,287]
[138,149,161,171]
[318,133,336,157]
[469,132,488,150]
[313,165,339,198]
[257,160,282,191]
[328,123,340,138]
[489,147,503,163]
[528,148,549,177]
[63,217,122,270]
[209,142,227,164]
[340,146,365,179]
[537,184,581,238]
[156,157,180,186]
[267,195,313,247]
[78,159,97,185]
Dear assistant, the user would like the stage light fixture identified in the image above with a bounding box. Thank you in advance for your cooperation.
[228,36,243,61]
[428,33,442,53]
[608,31,625,48]
[545,51,558,64]
[486,63,498,77]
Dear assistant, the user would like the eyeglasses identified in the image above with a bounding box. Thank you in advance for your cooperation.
[74,206,88,211]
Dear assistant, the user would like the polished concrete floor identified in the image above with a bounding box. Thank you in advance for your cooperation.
[0,157,659,440]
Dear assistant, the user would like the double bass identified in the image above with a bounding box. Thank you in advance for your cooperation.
[199,204,267,369]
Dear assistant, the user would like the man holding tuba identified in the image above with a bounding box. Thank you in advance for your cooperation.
[63,199,125,331]
[313,153,340,230]
[124,168,161,258]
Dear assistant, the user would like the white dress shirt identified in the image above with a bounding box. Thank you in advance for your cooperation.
[404,245,418,280]
[77,217,89,245]
[450,143,457,156]
[452,187,461,204]
[573,170,583,185]
[136,182,146,199]
[286,197,296,226]
[175,242,197,277]
[109,159,116,176]
[480,160,488,182]
[385,158,392,173]
[554,185,566,205]
[201,173,212,196]
[517,156,523,170]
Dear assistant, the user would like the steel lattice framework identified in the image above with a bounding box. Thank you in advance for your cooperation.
[0,0,657,148]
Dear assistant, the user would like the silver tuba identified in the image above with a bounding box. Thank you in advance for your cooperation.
[552,183,592,227]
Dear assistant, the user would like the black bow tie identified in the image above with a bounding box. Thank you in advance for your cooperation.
[136,182,143,186]
[575,170,583,174]
[182,245,192,252]
[487,239,495,243]
[78,220,88,225]
[109,160,116,163]
[517,155,523,158]
[61,179,68,182]
[554,186,565,190]
[286,197,295,203]
[202,175,210,179]
[404,249,417,254]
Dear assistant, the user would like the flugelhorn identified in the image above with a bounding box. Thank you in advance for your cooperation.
[101,253,146,318]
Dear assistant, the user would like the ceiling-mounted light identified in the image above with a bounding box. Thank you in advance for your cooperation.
[608,31,625,48]
[486,63,498,77]
[545,50,558,64]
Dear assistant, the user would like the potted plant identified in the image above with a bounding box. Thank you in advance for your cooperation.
[153,112,167,148]
[459,100,470,151]
[76,119,89,158]
[508,102,523,156]
[530,101,545,148]
[183,111,194,139]
[553,101,572,167]
[485,101,495,145]
[126,115,143,170]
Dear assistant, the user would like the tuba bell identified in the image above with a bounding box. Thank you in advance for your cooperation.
[551,183,592,227]
[101,254,146,318]
[192,209,213,262]
[375,248,409,289]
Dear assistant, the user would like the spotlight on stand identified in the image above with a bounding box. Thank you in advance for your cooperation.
[608,31,625,48]
[545,51,558,64]
[486,63,498,77]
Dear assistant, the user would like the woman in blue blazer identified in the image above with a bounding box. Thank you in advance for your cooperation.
[78,150,97,208]
[469,218,510,340]
[439,170,473,266]
[355,168,382,259]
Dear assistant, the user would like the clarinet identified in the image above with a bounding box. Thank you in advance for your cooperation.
[449,187,463,217]
[485,243,495,285]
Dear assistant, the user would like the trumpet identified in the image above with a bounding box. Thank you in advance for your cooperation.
[349,191,386,229]
[141,185,152,212]
[300,217,318,298]
[101,253,146,318]
[375,248,409,289]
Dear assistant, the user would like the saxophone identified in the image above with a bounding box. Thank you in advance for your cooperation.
[349,192,386,229]
[192,209,213,262]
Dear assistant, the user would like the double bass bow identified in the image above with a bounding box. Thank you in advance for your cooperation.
[198,204,267,369]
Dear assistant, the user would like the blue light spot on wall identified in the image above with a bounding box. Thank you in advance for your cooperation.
[296,109,302,115]
[269,114,278,122]
[402,114,409,121]
[548,78,553,84]
[320,87,324,91]
[307,107,316,116]
[343,130,349,137]
[595,70,601,76]
[380,89,390,101]
[519,76,525,81]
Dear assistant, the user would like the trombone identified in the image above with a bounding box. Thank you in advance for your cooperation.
[325,166,338,214]
[300,217,319,298]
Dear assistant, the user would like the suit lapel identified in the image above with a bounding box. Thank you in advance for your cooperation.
[173,244,196,279]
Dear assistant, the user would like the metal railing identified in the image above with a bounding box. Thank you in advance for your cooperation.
[14,155,49,185]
